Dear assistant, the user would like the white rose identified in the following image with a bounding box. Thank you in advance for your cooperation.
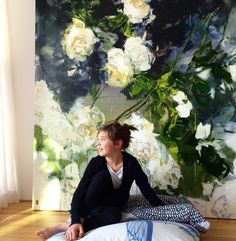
[35,80,76,148]
[125,36,143,51]
[105,48,133,88]
[172,91,193,118]
[122,0,154,24]
[35,82,106,161]
[175,101,193,118]
[124,36,155,71]
[147,159,182,190]
[125,113,182,191]
[172,91,187,104]
[62,18,98,61]
[195,122,211,139]
[67,99,105,151]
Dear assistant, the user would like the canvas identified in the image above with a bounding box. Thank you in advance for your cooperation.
[34,0,236,218]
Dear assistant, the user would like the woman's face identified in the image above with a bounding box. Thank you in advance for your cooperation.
[97,130,115,157]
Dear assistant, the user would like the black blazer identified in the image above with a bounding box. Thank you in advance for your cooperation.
[70,151,162,224]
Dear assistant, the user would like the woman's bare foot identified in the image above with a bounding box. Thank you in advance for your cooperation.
[36,222,69,240]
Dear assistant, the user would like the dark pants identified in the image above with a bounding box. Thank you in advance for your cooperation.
[82,170,122,232]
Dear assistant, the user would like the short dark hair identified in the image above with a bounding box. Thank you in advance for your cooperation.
[99,122,138,149]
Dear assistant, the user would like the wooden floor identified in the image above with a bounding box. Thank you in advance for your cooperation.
[0,201,236,241]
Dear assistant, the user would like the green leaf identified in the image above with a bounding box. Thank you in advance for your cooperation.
[191,75,210,105]
[90,0,100,7]
[157,109,169,134]
[102,12,129,32]
[179,143,199,165]
[73,152,89,168]
[177,163,206,197]
[192,75,210,93]
[58,159,71,169]
[91,84,99,100]
[199,146,231,178]
[48,161,62,180]
[129,73,154,97]
[122,21,133,37]
[157,136,179,161]
[42,138,57,162]
[34,125,56,161]
[167,115,179,135]
[93,28,118,52]
[212,64,232,83]
[192,42,217,67]
[161,72,171,81]
[34,125,43,151]
[169,123,186,139]
[130,84,143,97]
[157,72,171,89]
[168,146,179,161]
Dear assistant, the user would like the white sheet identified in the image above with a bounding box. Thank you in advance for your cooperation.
[47,220,200,241]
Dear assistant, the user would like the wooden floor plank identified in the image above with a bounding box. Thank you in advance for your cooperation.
[0,201,236,241]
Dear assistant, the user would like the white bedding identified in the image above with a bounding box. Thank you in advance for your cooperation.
[47,195,208,241]
[47,220,200,241]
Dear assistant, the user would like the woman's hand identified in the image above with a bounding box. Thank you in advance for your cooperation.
[65,223,84,241]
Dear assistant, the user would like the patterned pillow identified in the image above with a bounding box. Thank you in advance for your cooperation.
[123,195,210,233]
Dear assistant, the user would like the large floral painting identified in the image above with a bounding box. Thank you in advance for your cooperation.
[34,0,236,218]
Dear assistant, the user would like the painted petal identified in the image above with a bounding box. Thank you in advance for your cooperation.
[176,101,193,118]
[195,122,211,139]
[172,91,187,104]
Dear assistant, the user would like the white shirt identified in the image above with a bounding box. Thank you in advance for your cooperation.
[106,163,123,189]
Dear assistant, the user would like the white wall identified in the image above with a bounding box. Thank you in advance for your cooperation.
[7,0,35,200]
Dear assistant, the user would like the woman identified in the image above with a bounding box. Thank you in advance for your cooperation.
[36,122,164,241]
